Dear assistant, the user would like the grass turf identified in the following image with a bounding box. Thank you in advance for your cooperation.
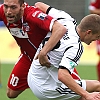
[0,63,97,100]
[76,64,97,80]
[0,63,39,100]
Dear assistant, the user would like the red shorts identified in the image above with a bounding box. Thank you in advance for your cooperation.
[7,54,32,91]
[71,68,80,80]
[96,40,100,55]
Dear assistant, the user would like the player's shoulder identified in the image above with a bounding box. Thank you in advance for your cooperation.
[0,4,5,18]
[24,2,43,17]
[0,4,4,10]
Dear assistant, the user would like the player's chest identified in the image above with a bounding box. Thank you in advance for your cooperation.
[7,22,30,38]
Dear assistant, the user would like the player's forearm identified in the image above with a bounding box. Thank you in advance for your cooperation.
[35,2,50,13]
[40,21,67,55]
[58,69,89,99]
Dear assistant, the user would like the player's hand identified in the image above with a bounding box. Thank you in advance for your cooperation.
[35,52,51,68]
[83,92,100,100]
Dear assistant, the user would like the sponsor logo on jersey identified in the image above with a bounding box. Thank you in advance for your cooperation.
[70,61,76,68]
[9,28,28,38]
[32,11,39,17]
[37,13,47,20]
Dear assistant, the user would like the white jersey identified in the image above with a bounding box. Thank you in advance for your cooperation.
[28,8,85,100]
[34,8,83,74]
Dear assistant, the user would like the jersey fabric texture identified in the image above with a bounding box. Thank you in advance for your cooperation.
[28,8,86,100]
[89,0,100,55]
[0,3,55,90]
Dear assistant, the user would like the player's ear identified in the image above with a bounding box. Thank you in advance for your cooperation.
[21,3,25,10]
[86,30,92,35]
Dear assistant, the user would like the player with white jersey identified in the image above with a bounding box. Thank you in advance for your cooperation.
[28,7,83,100]
[28,2,100,100]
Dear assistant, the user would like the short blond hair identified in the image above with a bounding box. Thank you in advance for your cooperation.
[78,14,100,34]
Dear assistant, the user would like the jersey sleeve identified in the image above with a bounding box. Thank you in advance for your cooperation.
[26,7,56,32]
[47,7,72,20]
[47,8,61,19]
[59,43,83,74]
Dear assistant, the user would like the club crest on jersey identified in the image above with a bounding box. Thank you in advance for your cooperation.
[70,61,76,68]
[37,13,47,20]
[22,23,30,32]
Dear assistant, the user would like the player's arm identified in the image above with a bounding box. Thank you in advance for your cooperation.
[58,68,100,100]
[35,2,62,20]
[35,2,50,13]
[37,20,67,67]
[35,2,67,67]
[58,68,88,97]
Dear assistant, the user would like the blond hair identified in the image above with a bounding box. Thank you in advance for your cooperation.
[78,14,100,34]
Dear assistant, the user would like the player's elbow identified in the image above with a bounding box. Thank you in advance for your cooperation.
[61,25,67,35]
[54,21,67,37]
[7,92,18,99]
[58,68,70,83]
[58,69,65,82]
[6,87,19,98]
[60,24,67,33]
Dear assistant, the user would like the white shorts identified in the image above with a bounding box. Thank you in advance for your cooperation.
[28,62,86,100]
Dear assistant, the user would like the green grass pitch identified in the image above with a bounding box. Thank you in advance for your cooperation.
[0,63,97,100]
[0,63,39,100]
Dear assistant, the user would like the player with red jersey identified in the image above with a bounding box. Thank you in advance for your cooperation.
[0,0,67,98]
[89,0,100,81]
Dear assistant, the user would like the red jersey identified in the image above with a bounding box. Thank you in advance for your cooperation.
[0,3,55,60]
[90,0,100,9]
